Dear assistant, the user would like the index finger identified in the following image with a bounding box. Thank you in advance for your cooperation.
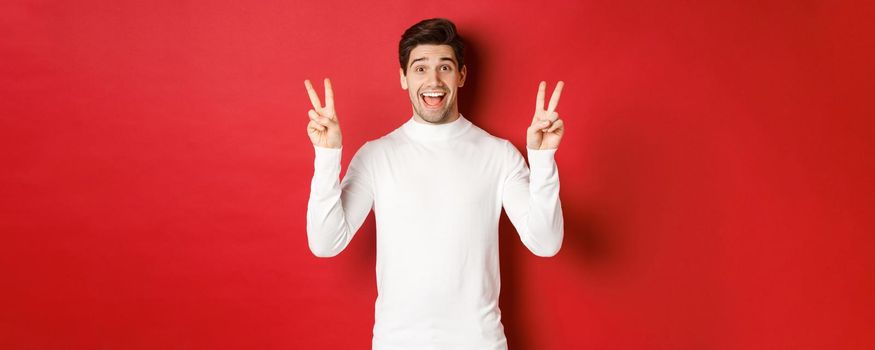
[546,81,564,113]
[304,79,323,112]
[324,78,334,110]
[535,81,546,111]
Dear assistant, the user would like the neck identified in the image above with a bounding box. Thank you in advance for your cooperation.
[402,112,472,141]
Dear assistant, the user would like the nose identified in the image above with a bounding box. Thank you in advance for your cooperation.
[425,69,442,86]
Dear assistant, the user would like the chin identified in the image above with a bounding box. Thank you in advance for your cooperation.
[425,112,450,123]
[423,112,445,122]
[416,106,450,123]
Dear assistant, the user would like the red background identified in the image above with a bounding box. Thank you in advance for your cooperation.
[2,0,873,349]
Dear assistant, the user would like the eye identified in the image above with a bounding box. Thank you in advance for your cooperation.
[415,66,425,72]
[441,65,451,71]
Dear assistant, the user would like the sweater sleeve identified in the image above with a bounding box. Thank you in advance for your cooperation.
[306,143,375,258]
[501,142,564,257]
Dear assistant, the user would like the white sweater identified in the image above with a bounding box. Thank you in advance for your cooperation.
[307,114,564,350]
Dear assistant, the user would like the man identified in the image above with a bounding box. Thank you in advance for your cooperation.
[303,18,565,350]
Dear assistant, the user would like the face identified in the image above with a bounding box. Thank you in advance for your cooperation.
[400,44,467,124]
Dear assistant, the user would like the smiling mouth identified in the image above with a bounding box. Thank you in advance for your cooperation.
[420,91,446,108]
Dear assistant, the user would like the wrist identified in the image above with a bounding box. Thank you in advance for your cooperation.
[526,146,558,168]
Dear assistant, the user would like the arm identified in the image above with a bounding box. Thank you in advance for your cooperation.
[502,143,564,257]
[502,80,567,257]
[302,78,372,257]
[306,144,374,257]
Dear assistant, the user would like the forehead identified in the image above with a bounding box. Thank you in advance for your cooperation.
[408,44,457,66]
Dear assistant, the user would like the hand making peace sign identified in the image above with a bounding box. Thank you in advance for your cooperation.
[304,78,342,149]
[526,81,565,150]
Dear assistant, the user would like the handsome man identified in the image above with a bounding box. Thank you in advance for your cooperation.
[304,18,565,350]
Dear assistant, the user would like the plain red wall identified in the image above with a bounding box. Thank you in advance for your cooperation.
[2,0,873,349]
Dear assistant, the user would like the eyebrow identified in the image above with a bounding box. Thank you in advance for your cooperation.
[409,56,457,67]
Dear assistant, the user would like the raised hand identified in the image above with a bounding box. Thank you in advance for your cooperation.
[526,81,565,150]
[305,78,342,149]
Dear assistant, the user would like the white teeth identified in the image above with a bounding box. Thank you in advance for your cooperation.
[421,92,446,97]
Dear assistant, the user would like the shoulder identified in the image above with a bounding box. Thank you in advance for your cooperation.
[465,122,517,151]
[463,126,528,180]
[363,130,401,152]
[473,126,522,157]
[348,127,404,162]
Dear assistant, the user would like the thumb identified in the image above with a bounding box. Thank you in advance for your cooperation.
[309,111,334,127]
[316,116,333,127]
[531,119,550,130]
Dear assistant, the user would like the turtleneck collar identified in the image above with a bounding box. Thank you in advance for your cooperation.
[401,114,473,142]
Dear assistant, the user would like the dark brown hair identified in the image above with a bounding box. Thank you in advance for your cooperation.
[399,18,466,75]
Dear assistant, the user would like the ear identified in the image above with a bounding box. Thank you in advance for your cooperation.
[459,65,467,87]
[399,67,408,90]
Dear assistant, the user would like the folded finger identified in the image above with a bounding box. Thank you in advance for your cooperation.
[308,109,320,122]
[310,111,332,127]
[538,119,551,132]
[547,119,564,133]
[309,119,327,131]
